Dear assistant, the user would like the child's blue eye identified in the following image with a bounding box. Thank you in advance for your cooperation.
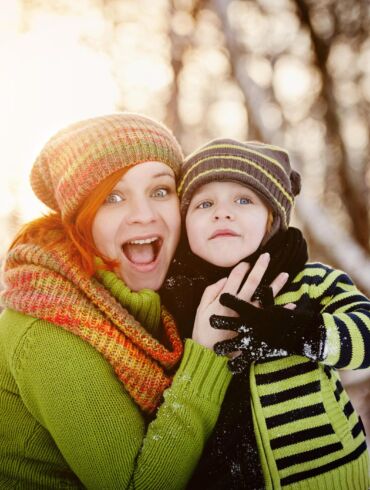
[197,200,213,209]
[236,197,252,205]
[105,193,124,204]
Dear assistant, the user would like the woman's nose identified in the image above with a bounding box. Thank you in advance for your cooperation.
[127,198,157,224]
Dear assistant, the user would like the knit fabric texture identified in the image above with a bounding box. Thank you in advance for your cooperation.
[1,243,183,413]
[178,139,301,238]
[31,113,184,220]
[253,262,370,488]
[95,266,162,337]
[0,312,232,488]
[189,263,370,489]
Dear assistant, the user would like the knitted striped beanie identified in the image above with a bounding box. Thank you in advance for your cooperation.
[31,113,183,221]
[178,138,301,238]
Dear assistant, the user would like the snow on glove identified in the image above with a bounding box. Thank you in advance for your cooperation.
[212,315,289,374]
[212,292,326,373]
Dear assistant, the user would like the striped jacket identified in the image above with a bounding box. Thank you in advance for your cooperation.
[251,262,370,489]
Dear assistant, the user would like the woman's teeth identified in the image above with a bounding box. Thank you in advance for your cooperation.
[122,237,161,264]
[128,237,158,245]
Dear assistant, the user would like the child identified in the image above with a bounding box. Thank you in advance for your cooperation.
[162,139,370,489]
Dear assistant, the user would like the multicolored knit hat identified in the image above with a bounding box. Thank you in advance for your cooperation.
[31,113,183,221]
[178,138,301,238]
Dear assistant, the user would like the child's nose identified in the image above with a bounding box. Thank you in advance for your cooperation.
[213,205,233,220]
[214,213,232,220]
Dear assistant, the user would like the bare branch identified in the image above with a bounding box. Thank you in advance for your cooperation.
[211,0,370,295]
[295,0,370,251]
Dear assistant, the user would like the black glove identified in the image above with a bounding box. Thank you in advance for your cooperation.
[212,293,326,373]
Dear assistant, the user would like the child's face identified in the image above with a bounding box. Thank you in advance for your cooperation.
[185,181,270,267]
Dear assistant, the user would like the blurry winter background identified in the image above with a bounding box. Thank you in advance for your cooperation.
[1,0,369,439]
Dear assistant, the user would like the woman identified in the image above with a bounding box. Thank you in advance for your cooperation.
[0,113,244,489]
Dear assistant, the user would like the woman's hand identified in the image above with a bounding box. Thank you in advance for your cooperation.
[192,253,289,351]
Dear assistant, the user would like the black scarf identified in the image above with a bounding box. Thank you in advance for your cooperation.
[161,227,308,489]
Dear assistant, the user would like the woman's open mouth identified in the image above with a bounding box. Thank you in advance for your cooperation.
[121,236,162,265]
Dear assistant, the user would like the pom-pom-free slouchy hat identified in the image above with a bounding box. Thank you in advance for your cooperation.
[31,112,183,220]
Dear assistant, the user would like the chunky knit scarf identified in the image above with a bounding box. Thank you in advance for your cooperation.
[1,243,183,414]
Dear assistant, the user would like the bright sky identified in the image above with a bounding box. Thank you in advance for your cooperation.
[0,2,119,253]
[2,1,366,258]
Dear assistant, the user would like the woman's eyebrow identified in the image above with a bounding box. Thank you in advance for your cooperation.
[152,171,175,179]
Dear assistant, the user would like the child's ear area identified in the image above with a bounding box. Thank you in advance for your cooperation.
[266,210,274,234]
[261,209,275,246]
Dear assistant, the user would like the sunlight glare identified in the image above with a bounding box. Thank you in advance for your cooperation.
[0,6,120,254]
[207,100,246,138]
[273,56,314,103]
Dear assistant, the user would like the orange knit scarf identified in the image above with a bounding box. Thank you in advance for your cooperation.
[1,243,183,413]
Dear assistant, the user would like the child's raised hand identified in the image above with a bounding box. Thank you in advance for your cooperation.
[236,253,289,307]
[191,267,245,351]
[192,253,288,351]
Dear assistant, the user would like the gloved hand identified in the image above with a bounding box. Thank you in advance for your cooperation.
[212,293,326,374]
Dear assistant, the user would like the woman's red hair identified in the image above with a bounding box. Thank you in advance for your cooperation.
[10,167,129,276]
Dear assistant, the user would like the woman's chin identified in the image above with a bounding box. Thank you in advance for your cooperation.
[125,276,163,292]
[115,262,165,292]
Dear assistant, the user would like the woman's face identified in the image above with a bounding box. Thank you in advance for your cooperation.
[92,161,181,291]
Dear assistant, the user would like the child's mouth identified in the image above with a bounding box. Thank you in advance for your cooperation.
[210,229,239,240]
[122,237,162,265]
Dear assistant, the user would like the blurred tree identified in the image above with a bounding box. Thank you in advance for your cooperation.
[172,0,370,294]
[5,0,369,295]
[295,0,369,252]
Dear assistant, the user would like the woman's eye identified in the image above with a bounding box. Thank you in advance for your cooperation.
[197,200,213,209]
[236,197,252,205]
[104,193,124,204]
[152,187,169,198]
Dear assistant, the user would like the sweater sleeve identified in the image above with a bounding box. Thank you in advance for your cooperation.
[11,315,232,490]
[308,266,370,370]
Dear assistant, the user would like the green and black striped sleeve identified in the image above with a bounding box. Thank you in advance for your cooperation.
[276,263,370,369]
[318,266,370,369]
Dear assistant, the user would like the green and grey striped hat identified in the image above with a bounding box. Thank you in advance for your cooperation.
[178,138,301,239]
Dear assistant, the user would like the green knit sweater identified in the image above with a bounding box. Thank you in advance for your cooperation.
[0,277,232,488]
[250,263,370,489]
